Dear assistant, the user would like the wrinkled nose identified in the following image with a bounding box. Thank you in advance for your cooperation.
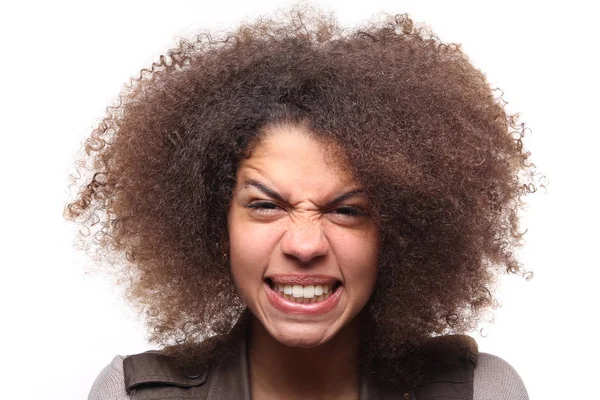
[280,220,329,263]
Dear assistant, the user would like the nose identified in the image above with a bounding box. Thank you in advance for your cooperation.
[280,219,329,264]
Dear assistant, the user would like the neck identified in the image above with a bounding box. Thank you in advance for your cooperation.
[248,316,361,400]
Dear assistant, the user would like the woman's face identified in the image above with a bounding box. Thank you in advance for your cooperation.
[227,124,379,348]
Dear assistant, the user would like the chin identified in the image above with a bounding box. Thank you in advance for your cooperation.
[273,331,330,348]
[267,321,335,348]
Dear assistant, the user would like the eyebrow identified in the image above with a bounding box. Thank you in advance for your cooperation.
[242,179,365,207]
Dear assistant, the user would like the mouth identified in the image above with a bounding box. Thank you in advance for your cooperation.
[265,278,342,304]
[264,277,343,315]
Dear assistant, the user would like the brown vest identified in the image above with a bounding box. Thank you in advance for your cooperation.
[123,334,478,400]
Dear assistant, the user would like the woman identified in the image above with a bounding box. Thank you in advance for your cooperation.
[66,6,535,399]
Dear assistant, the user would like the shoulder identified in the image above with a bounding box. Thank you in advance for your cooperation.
[474,353,529,400]
[419,336,529,400]
[88,355,129,400]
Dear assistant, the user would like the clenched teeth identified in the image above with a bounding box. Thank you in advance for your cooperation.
[272,283,335,304]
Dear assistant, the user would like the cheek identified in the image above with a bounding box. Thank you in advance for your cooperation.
[228,218,282,287]
[328,228,379,293]
[350,246,379,293]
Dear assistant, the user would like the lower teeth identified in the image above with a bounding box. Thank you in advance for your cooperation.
[281,293,331,304]
[267,280,339,304]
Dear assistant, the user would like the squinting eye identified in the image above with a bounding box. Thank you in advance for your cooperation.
[248,202,278,209]
[330,206,364,217]
[246,202,281,215]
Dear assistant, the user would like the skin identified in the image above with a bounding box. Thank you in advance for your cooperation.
[227,123,380,399]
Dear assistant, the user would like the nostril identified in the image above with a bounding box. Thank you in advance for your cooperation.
[280,228,330,263]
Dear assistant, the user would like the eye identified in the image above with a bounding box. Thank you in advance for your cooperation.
[329,206,365,218]
[248,201,278,210]
[246,201,283,216]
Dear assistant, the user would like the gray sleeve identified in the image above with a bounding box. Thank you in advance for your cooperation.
[474,353,529,400]
[88,355,130,400]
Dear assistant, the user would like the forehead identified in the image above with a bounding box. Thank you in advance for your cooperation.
[236,125,358,201]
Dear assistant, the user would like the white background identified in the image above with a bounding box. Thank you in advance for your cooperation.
[1,1,598,399]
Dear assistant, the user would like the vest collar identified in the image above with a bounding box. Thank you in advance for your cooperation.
[206,323,410,400]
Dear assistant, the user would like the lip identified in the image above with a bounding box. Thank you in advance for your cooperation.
[267,274,339,286]
[264,280,342,315]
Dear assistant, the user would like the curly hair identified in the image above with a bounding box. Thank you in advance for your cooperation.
[65,5,537,385]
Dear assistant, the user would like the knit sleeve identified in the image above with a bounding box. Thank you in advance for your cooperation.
[88,355,130,400]
[474,353,529,400]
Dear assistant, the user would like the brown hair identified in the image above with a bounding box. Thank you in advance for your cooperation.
[65,5,538,384]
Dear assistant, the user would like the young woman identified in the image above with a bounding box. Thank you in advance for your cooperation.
[66,6,535,399]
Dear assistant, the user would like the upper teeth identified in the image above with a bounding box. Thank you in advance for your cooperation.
[278,284,331,298]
